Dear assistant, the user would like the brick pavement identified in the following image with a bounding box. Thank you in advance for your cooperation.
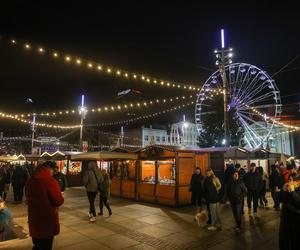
[0,187,280,249]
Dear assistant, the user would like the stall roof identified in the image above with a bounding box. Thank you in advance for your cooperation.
[0,154,26,161]
[70,151,138,161]
[111,146,142,153]
[137,145,250,154]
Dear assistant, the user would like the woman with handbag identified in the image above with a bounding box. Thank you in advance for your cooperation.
[83,161,103,222]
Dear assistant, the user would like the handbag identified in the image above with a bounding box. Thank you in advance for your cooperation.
[92,170,102,192]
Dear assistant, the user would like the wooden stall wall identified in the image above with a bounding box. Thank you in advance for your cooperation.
[122,160,137,199]
[177,156,194,205]
[110,178,121,196]
[195,154,209,175]
[156,184,175,206]
[139,183,156,202]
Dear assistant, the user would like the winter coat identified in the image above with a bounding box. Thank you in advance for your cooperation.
[279,185,300,250]
[0,168,10,191]
[203,175,221,203]
[82,164,103,192]
[189,173,203,203]
[238,168,246,181]
[25,166,64,239]
[227,180,247,204]
[280,168,291,183]
[269,172,283,191]
[0,207,12,233]
[224,164,235,185]
[101,174,110,198]
[53,173,67,192]
[244,171,262,192]
[11,166,29,187]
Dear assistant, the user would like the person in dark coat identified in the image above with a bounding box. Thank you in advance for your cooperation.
[0,166,10,201]
[269,165,283,211]
[203,168,222,230]
[98,170,112,216]
[235,164,246,214]
[227,171,247,232]
[189,167,203,211]
[42,161,67,193]
[257,166,268,208]
[244,162,262,217]
[279,173,300,250]
[25,161,64,250]
[11,165,29,203]
[223,163,235,202]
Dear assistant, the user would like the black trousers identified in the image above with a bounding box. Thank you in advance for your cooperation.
[271,190,280,208]
[259,186,268,206]
[13,184,24,202]
[247,190,259,212]
[87,191,97,217]
[99,196,111,214]
[32,237,53,250]
[231,202,243,228]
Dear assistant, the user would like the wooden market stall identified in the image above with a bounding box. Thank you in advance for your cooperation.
[137,145,225,206]
[249,148,291,173]
[70,151,138,194]
[0,154,26,163]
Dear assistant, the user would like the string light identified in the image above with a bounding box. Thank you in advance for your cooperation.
[7,94,196,118]
[4,37,201,91]
[0,111,80,129]
[85,101,195,127]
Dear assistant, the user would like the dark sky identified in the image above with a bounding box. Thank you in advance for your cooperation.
[0,2,300,135]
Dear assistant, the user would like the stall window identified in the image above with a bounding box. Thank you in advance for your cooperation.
[158,160,176,185]
[141,160,156,184]
[68,161,82,175]
[122,160,136,181]
[110,161,122,179]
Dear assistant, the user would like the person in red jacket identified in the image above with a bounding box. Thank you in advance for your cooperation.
[25,161,64,250]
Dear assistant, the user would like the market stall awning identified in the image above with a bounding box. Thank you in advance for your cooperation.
[70,151,138,161]
[0,154,26,162]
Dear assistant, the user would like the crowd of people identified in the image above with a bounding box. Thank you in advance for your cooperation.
[0,159,299,249]
[189,160,300,250]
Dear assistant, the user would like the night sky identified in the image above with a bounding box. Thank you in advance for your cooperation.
[0,2,300,136]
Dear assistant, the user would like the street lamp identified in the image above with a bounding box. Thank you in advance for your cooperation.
[31,115,36,154]
[214,29,233,147]
[78,95,87,149]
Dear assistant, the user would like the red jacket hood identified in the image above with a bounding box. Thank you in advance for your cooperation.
[32,166,52,179]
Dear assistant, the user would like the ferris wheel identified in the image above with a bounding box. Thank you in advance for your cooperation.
[195,63,282,149]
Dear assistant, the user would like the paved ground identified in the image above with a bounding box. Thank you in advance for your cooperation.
[0,187,280,250]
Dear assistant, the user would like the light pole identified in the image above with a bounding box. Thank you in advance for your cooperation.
[31,114,36,154]
[120,126,124,147]
[214,29,233,147]
[78,95,87,149]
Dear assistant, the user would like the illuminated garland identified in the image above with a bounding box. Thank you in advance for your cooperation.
[0,112,80,129]
[9,94,197,117]
[241,103,300,132]
[86,101,195,127]
[5,37,201,91]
